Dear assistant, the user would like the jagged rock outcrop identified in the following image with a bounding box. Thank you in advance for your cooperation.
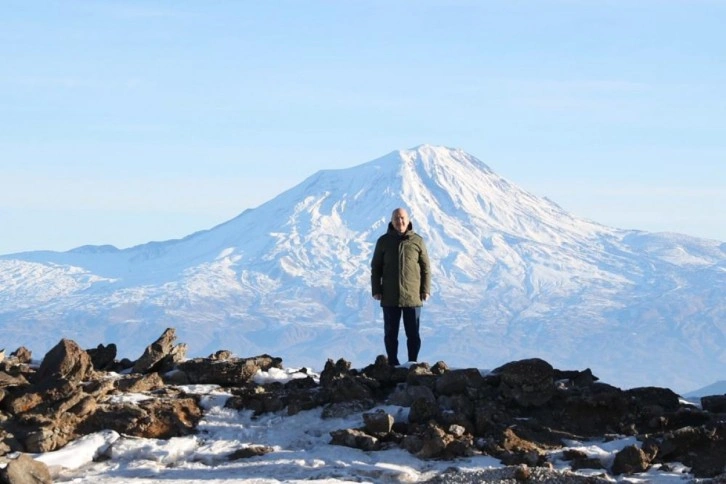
[0,329,204,459]
[0,329,724,482]
[85,343,118,372]
[132,328,187,374]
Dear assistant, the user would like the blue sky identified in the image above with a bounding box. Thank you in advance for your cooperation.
[1,0,724,254]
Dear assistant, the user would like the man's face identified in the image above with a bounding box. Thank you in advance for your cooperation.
[392,210,409,234]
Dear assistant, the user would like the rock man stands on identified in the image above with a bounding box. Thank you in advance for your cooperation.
[371,208,431,366]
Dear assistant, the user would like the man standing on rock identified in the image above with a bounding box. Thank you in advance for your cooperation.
[371,207,431,366]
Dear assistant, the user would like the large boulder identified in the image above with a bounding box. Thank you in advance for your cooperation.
[493,358,555,407]
[612,444,650,474]
[178,355,282,386]
[701,395,726,413]
[657,424,726,478]
[435,368,486,396]
[79,396,203,439]
[33,339,93,384]
[626,386,681,411]
[363,409,394,435]
[0,453,52,484]
[329,428,379,451]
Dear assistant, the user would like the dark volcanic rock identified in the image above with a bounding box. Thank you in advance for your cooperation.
[9,347,32,365]
[132,328,187,374]
[1,329,724,483]
[612,444,650,474]
[702,394,726,413]
[86,343,117,371]
[79,396,202,439]
[228,445,274,460]
[363,409,394,435]
[178,354,282,386]
[33,339,93,384]
[330,428,379,451]
[493,358,555,407]
[0,452,52,484]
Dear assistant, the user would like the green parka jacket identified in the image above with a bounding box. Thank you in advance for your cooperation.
[371,222,431,307]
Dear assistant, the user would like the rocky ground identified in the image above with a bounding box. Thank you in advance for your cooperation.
[1,327,725,483]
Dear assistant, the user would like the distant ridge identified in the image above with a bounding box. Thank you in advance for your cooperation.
[685,381,726,399]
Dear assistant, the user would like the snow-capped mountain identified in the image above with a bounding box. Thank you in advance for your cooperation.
[1,145,724,393]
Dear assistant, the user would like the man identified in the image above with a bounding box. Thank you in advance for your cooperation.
[371,207,431,366]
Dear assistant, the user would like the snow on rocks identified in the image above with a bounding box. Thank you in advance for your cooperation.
[0,328,724,482]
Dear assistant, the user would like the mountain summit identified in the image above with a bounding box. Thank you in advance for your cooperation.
[1,145,723,392]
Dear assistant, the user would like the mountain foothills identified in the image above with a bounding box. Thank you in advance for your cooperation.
[0,145,723,393]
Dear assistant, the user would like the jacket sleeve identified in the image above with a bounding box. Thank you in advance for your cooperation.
[419,240,431,295]
[370,238,384,296]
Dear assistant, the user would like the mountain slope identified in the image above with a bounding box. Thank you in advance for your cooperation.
[1,145,724,392]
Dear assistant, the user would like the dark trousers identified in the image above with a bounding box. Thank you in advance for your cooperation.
[383,306,421,366]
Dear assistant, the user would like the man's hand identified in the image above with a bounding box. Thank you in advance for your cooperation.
[421,293,429,302]
[373,294,382,301]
